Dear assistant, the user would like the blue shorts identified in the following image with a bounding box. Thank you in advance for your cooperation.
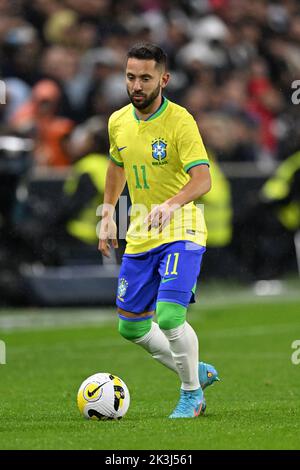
[116,241,206,315]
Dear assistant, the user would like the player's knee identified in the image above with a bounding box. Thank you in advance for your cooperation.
[156,301,186,330]
[118,317,152,341]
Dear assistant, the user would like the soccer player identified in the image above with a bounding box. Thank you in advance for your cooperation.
[99,43,219,418]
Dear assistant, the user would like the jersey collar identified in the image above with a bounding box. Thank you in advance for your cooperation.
[133,96,168,122]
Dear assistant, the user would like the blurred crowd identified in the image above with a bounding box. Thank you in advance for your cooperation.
[0,0,300,168]
[0,0,300,303]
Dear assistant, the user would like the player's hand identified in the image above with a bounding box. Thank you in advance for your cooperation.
[98,216,118,257]
[145,202,177,233]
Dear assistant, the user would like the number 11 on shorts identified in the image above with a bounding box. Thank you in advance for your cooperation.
[164,253,180,276]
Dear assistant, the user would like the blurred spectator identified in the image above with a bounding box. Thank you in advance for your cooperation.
[43,9,80,47]
[10,79,74,167]
[247,58,284,160]
[82,46,127,116]
[1,77,31,126]
[40,45,81,116]
[1,24,42,85]
[262,150,300,234]
[58,117,109,261]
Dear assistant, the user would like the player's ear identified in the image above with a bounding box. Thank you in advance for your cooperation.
[160,72,170,89]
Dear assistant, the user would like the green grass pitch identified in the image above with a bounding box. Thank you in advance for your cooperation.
[0,290,300,450]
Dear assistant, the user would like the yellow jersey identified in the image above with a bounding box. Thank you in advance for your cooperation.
[108,97,209,254]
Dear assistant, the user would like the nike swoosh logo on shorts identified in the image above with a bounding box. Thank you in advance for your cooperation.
[161,277,177,283]
[118,146,127,151]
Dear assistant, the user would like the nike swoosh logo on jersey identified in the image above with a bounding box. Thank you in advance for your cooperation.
[161,277,178,283]
[118,146,127,152]
[87,381,109,397]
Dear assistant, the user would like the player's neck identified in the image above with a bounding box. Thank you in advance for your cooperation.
[134,95,164,121]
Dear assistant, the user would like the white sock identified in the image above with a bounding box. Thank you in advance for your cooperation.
[132,321,200,391]
[162,322,200,391]
[132,321,177,372]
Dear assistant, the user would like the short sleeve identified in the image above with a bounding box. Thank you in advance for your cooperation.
[176,113,209,173]
[108,117,124,167]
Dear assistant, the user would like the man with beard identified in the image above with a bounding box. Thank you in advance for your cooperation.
[98,43,219,418]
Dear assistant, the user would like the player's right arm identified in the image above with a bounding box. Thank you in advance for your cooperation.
[98,159,126,257]
[99,115,126,257]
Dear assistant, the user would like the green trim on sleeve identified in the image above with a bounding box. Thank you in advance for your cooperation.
[109,154,124,167]
[184,159,210,173]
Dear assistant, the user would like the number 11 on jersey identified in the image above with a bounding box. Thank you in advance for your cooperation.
[133,164,150,189]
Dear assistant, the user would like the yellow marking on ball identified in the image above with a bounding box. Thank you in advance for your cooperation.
[77,389,86,414]
[113,376,125,409]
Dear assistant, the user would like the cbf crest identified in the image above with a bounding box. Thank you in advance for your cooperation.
[151,138,168,166]
[117,278,128,301]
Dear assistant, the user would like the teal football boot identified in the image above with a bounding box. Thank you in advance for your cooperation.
[169,388,206,419]
[199,362,220,390]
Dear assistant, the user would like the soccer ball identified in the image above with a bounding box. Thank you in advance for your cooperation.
[77,372,130,420]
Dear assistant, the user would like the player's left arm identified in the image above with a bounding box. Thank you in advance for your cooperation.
[146,165,211,231]
[167,164,211,205]
[146,112,211,231]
